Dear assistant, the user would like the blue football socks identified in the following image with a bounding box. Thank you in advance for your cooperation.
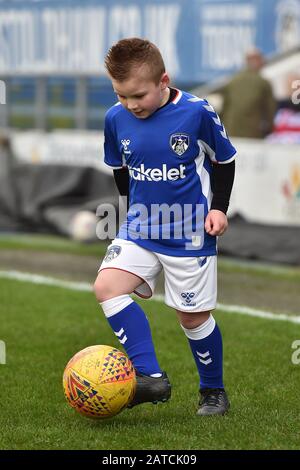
[181,315,224,389]
[101,295,162,377]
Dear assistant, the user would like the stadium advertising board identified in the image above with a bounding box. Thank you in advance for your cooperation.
[0,0,298,83]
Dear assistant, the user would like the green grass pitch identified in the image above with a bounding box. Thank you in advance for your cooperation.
[1,276,300,450]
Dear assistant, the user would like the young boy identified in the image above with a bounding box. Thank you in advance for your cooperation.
[94,38,236,416]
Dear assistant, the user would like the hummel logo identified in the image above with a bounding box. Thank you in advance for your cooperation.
[114,328,128,345]
[121,139,130,151]
[181,292,195,304]
[121,139,132,156]
[196,350,212,365]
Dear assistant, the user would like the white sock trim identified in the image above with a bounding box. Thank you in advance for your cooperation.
[181,314,216,341]
[100,294,133,318]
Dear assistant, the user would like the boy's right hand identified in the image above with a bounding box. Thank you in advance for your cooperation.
[204,209,228,236]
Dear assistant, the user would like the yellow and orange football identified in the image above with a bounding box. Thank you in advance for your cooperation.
[63,345,136,419]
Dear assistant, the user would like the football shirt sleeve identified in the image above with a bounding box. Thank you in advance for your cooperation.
[104,113,124,169]
[198,101,236,164]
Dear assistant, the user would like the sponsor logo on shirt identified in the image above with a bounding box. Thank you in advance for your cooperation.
[128,163,186,182]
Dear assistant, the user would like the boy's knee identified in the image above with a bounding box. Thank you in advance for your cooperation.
[93,279,115,303]
[177,310,211,329]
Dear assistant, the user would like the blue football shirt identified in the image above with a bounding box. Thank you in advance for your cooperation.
[104,89,236,257]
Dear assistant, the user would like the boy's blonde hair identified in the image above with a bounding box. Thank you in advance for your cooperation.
[105,38,166,84]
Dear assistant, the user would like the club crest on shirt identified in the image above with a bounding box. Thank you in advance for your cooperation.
[170,133,189,156]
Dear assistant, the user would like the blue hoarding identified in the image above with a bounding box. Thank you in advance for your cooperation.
[0,0,299,84]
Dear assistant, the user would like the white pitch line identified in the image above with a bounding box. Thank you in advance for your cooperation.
[152,294,300,324]
[0,270,92,292]
[0,270,300,325]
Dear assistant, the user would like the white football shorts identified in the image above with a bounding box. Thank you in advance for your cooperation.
[98,239,217,312]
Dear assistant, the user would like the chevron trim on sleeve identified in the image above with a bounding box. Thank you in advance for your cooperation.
[187,96,203,102]
[203,104,228,140]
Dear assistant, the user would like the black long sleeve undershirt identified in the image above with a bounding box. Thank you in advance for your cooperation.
[113,159,235,215]
[210,160,235,214]
[113,167,130,210]
[113,167,129,196]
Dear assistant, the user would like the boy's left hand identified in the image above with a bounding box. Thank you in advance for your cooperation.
[204,209,228,236]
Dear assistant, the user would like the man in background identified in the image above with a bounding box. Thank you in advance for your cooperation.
[220,48,277,139]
